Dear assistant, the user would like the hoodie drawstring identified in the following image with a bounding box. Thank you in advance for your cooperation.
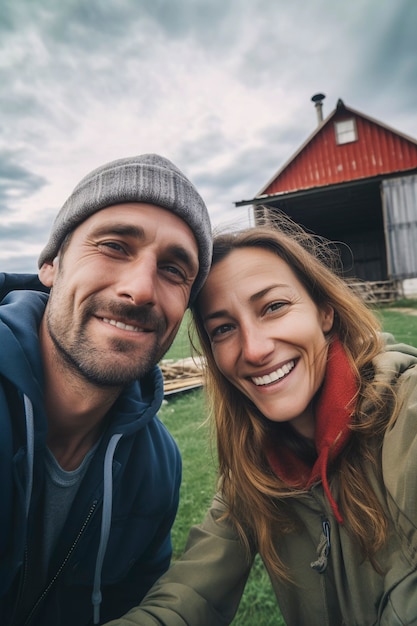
[92,433,123,624]
[23,395,34,520]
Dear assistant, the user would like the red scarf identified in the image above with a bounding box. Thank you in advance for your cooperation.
[266,338,358,524]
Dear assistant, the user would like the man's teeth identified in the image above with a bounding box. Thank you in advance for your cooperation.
[102,317,143,332]
[252,360,296,386]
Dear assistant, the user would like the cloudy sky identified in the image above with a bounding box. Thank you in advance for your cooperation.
[1,0,416,273]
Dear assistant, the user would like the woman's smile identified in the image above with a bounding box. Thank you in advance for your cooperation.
[199,246,334,435]
[250,358,297,387]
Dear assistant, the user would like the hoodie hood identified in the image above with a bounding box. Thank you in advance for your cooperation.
[374,332,417,377]
[0,287,48,404]
[0,272,49,301]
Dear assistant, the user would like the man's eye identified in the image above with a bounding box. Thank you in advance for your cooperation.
[161,265,187,282]
[100,241,126,253]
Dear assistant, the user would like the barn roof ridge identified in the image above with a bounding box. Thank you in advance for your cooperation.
[256,99,417,197]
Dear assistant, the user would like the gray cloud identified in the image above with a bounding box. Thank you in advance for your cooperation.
[0,153,47,214]
[338,0,417,113]
[1,0,416,273]
[0,253,40,273]
[0,214,52,273]
[0,217,50,242]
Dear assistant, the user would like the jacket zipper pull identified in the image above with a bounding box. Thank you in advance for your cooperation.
[310,517,331,573]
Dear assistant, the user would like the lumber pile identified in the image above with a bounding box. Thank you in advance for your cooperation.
[160,356,205,395]
[347,279,399,304]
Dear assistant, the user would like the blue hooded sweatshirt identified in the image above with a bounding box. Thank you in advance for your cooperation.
[0,275,181,625]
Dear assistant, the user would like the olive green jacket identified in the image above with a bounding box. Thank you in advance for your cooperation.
[106,340,417,626]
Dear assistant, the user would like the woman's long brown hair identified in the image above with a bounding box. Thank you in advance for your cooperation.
[191,218,397,580]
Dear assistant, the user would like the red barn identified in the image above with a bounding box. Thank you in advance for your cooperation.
[236,97,417,296]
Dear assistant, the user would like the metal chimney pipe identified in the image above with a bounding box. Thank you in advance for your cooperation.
[311,93,326,125]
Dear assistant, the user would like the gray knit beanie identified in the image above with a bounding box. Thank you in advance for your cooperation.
[38,154,212,302]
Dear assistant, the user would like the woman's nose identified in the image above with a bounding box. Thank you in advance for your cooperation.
[240,326,274,364]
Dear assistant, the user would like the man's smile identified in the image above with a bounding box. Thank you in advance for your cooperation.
[101,316,153,333]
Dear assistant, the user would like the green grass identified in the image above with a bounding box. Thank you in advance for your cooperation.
[376,308,417,348]
[160,391,216,548]
[163,311,195,361]
[160,392,285,626]
[158,304,417,626]
[382,297,417,309]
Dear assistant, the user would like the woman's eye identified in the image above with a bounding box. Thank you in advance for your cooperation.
[211,323,233,337]
[266,301,287,313]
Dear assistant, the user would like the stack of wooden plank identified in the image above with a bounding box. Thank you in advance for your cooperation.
[160,356,205,396]
[347,279,399,304]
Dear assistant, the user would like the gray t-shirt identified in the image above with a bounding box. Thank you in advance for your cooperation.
[13,442,100,624]
[42,441,100,574]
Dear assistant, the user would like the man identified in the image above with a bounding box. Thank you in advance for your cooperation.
[0,154,212,625]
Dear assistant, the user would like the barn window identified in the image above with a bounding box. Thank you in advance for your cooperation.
[335,119,357,145]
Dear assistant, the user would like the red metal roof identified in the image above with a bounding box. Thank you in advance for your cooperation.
[261,100,417,196]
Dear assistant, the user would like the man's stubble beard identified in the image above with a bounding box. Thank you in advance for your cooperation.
[45,296,168,388]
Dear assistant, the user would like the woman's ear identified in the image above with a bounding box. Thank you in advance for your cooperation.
[38,257,58,287]
[321,304,334,333]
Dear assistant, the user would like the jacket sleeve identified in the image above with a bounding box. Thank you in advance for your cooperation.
[380,363,417,625]
[103,494,254,626]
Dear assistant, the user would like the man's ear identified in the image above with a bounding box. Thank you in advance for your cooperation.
[38,257,59,287]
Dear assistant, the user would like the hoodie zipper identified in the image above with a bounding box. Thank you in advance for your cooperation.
[8,545,29,625]
[21,500,98,626]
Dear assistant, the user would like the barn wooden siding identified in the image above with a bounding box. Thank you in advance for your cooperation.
[262,101,417,195]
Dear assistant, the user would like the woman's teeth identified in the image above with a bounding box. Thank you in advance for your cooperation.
[252,360,296,386]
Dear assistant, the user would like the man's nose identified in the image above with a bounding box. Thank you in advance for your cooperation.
[116,256,157,306]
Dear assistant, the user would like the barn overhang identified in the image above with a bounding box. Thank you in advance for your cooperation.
[236,176,387,239]
[236,169,417,282]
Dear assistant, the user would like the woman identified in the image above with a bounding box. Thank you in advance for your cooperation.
[107,223,417,626]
